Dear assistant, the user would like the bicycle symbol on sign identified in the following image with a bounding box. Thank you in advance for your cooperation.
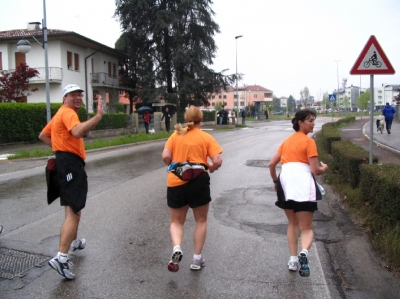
[364,51,382,68]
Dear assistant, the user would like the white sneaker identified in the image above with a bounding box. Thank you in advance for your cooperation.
[48,257,75,280]
[70,238,86,253]
[167,246,182,272]
[190,257,205,270]
[288,260,299,271]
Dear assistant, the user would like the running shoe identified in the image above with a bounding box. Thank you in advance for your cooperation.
[0,226,3,235]
[167,246,182,272]
[70,238,86,253]
[288,259,298,271]
[298,253,310,277]
[190,257,205,270]
[48,257,75,280]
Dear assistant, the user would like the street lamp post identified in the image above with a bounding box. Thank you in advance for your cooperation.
[235,35,243,122]
[334,60,340,111]
[17,0,51,123]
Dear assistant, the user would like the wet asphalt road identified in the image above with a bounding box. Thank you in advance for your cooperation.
[0,118,396,298]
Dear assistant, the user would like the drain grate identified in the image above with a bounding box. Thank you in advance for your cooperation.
[0,248,50,279]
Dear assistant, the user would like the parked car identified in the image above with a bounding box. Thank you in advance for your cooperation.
[272,111,284,115]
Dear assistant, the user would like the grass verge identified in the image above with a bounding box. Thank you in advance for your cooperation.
[8,132,172,159]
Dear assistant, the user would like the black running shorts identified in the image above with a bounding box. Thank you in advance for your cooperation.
[275,200,318,213]
[167,173,211,208]
[56,151,88,214]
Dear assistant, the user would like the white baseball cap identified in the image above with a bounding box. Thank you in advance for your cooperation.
[62,84,84,97]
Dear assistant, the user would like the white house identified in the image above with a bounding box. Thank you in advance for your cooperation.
[0,22,129,113]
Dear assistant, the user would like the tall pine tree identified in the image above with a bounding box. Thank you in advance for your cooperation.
[115,0,235,109]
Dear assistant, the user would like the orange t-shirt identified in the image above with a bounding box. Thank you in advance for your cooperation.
[278,131,318,164]
[42,105,86,160]
[164,127,223,187]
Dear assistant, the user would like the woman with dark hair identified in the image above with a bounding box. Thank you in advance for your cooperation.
[161,106,223,272]
[268,109,328,277]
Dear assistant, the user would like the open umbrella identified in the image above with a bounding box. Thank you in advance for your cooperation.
[136,106,153,114]
[162,104,177,115]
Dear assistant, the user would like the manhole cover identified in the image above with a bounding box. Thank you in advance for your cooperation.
[246,160,281,168]
[0,248,50,279]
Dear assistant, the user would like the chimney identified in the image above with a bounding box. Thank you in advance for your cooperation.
[27,22,41,31]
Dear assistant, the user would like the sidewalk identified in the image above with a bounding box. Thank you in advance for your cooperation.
[363,117,400,155]
[338,116,400,165]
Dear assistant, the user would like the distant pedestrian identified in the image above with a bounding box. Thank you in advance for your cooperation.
[39,84,104,280]
[161,106,223,272]
[143,110,151,134]
[240,109,246,124]
[161,107,172,133]
[269,109,328,277]
[265,110,268,120]
[382,102,396,134]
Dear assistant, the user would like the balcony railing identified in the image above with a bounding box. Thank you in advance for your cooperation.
[91,72,120,88]
[1,67,63,84]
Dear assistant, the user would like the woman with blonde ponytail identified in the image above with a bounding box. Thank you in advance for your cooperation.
[161,106,223,272]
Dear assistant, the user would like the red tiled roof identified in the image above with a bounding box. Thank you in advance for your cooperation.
[218,85,273,93]
[244,85,272,92]
[0,28,128,59]
[0,29,72,39]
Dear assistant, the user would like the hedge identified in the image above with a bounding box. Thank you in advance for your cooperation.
[0,103,129,143]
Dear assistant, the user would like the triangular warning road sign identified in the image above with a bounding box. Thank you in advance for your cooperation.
[350,35,395,75]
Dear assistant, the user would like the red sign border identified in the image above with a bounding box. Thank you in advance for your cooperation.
[350,35,395,75]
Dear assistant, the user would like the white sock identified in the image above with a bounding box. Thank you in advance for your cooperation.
[290,256,298,262]
[193,254,202,260]
[300,249,309,256]
[57,252,68,263]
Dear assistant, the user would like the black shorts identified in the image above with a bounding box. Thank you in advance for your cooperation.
[275,200,318,213]
[167,173,211,208]
[56,151,88,214]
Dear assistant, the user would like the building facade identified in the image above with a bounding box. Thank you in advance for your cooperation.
[0,22,129,113]
[203,84,273,115]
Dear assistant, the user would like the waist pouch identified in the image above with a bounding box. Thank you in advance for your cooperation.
[168,161,208,181]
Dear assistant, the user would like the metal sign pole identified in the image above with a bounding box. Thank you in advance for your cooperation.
[369,75,374,164]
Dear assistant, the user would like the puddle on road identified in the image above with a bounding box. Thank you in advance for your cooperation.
[212,186,287,237]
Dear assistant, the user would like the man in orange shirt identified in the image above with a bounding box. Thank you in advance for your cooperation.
[39,84,103,280]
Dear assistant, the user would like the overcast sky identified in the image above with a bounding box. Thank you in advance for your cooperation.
[1,0,399,100]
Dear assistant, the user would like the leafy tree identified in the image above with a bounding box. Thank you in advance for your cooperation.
[214,101,223,111]
[356,90,370,112]
[114,0,236,110]
[247,104,255,117]
[0,63,39,102]
[322,92,329,111]
[342,95,350,111]
[112,102,126,113]
[288,95,295,113]
[299,86,310,107]
[273,95,281,111]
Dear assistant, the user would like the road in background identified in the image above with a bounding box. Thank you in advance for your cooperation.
[1,118,398,298]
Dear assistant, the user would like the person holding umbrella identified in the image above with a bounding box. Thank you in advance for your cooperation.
[143,110,151,134]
